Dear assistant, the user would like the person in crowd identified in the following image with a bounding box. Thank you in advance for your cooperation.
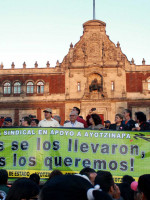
[53,115,61,125]
[0,117,5,127]
[132,111,150,131]
[104,120,111,129]
[48,169,63,181]
[122,109,135,130]
[80,167,97,185]
[122,175,135,185]
[109,114,124,130]
[0,169,9,200]
[6,178,39,200]
[38,108,60,127]
[29,173,40,185]
[86,108,97,127]
[72,107,88,128]
[94,171,121,200]
[2,117,13,127]
[118,182,134,200]
[30,118,39,127]
[63,111,84,128]
[64,120,70,124]
[135,174,150,200]
[20,116,31,127]
[88,114,104,130]
[39,174,112,200]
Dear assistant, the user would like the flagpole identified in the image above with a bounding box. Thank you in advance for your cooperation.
[93,0,95,20]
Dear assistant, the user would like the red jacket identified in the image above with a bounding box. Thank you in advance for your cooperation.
[77,116,88,128]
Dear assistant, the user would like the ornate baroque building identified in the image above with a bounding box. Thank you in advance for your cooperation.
[0,19,150,125]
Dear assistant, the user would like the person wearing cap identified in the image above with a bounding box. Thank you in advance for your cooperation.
[104,120,111,129]
[63,111,84,128]
[2,117,13,127]
[38,108,60,127]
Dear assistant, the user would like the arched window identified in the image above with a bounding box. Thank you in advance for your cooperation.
[148,79,150,90]
[37,81,44,93]
[3,82,11,94]
[27,81,34,93]
[14,82,21,94]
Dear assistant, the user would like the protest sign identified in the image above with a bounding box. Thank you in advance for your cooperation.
[0,127,149,182]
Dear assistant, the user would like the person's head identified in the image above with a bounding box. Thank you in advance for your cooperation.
[6,178,39,200]
[118,182,134,200]
[43,108,52,120]
[53,115,61,124]
[80,167,97,185]
[135,112,147,123]
[122,175,135,185]
[89,114,102,126]
[3,117,12,127]
[72,107,80,115]
[104,120,111,129]
[94,171,116,196]
[124,109,132,120]
[21,116,31,127]
[115,114,123,124]
[48,169,63,180]
[0,169,8,185]
[136,174,150,200]
[39,174,93,200]
[30,119,39,127]
[69,111,78,123]
[29,173,40,185]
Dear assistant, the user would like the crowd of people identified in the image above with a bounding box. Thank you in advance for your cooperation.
[0,107,150,199]
[0,168,149,200]
[1,107,150,131]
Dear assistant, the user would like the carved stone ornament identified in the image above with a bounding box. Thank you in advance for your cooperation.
[89,78,102,92]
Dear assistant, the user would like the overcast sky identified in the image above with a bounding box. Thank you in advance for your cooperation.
[0,0,149,68]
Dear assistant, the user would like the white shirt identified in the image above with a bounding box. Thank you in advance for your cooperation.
[38,118,60,127]
[63,120,84,128]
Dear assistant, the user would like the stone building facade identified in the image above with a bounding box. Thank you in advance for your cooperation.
[0,19,150,125]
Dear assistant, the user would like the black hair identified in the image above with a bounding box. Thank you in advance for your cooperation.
[91,114,102,125]
[97,170,110,176]
[0,169,8,185]
[115,113,123,120]
[94,171,114,193]
[118,182,134,200]
[138,174,150,200]
[29,173,40,185]
[122,175,135,185]
[93,190,113,200]
[80,167,96,179]
[40,174,93,200]
[23,116,31,125]
[48,169,63,180]
[6,178,39,200]
[31,118,39,125]
[73,107,80,115]
[135,111,147,123]
[124,109,132,118]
